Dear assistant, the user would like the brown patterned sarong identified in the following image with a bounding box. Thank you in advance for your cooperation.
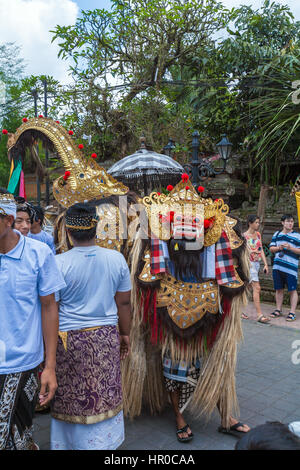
[51,325,122,424]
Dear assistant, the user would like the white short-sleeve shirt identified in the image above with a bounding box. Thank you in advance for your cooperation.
[55,245,131,331]
[0,231,66,374]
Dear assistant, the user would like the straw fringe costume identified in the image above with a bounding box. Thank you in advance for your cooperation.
[121,179,250,428]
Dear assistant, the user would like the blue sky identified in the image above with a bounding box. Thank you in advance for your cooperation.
[76,0,111,12]
[0,0,299,83]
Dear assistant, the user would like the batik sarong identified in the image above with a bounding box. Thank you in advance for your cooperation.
[51,325,122,424]
[0,367,39,450]
[163,355,201,411]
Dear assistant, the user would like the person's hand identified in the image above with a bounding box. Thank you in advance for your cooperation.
[39,367,57,406]
[263,264,269,274]
[282,242,291,250]
[120,335,131,360]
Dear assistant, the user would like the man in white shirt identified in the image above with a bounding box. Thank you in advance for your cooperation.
[51,202,131,450]
[0,189,66,450]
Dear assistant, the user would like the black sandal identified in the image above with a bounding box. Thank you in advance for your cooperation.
[286,312,296,322]
[218,422,249,439]
[270,309,282,318]
[176,424,193,443]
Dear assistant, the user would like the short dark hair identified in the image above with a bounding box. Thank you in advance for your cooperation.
[235,421,300,450]
[0,187,11,195]
[247,214,259,227]
[32,205,44,225]
[16,204,35,223]
[281,214,294,222]
[66,202,97,242]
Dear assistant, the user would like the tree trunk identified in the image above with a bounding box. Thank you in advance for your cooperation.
[257,184,271,236]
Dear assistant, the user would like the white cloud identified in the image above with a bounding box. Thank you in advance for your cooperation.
[0,0,299,87]
[0,0,78,83]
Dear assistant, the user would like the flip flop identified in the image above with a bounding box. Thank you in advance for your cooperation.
[257,315,270,324]
[176,424,193,442]
[218,422,249,439]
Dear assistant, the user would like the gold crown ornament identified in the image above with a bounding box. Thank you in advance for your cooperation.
[143,176,230,246]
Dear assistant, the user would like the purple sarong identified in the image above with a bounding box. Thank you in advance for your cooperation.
[51,325,122,424]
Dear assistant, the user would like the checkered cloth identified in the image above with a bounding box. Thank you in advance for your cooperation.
[163,356,201,383]
[150,237,167,274]
[215,230,237,285]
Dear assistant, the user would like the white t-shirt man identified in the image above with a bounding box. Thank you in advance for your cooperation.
[55,246,132,331]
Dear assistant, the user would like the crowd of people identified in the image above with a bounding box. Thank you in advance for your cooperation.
[0,186,299,451]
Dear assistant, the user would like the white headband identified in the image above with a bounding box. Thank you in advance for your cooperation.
[0,196,17,219]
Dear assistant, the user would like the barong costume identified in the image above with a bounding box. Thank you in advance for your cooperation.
[5,118,250,434]
[51,206,131,450]
[0,193,66,450]
[121,178,250,427]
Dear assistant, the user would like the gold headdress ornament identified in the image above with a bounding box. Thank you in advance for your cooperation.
[143,176,230,246]
[53,158,129,209]
[6,117,129,209]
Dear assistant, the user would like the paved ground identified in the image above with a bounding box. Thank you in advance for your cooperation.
[33,301,300,450]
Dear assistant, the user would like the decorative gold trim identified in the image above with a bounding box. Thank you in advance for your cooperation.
[224,216,244,250]
[138,251,219,329]
[58,326,104,352]
[51,403,123,425]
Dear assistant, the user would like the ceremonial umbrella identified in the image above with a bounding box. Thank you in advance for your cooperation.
[108,139,184,195]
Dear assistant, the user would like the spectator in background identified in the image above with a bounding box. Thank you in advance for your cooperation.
[29,205,56,254]
[13,201,35,237]
[243,215,270,323]
[269,214,300,322]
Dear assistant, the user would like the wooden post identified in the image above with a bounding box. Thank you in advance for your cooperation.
[257,184,272,236]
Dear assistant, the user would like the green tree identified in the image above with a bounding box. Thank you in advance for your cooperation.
[50,0,232,159]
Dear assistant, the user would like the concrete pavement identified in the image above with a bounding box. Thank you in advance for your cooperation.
[33,302,300,450]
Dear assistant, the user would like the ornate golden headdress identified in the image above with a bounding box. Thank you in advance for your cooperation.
[4,116,129,209]
[143,177,229,246]
[53,158,129,209]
